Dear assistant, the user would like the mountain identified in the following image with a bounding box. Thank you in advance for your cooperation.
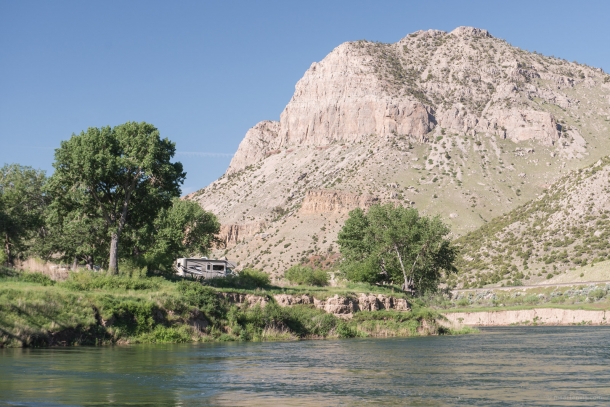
[187,26,610,279]
[454,156,610,288]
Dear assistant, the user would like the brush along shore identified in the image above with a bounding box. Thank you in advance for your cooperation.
[0,268,473,348]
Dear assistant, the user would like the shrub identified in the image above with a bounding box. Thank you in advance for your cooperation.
[589,288,606,300]
[229,303,338,340]
[20,272,55,286]
[341,258,379,285]
[177,280,223,319]
[96,297,158,337]
[0,269,55,286]
[284,265,329,286]
[139,325,192,343]
[457,298,470,307]
[207,268,270,290]
[61,271,161,291]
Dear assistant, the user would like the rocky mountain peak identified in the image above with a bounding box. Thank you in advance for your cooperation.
[227,26,605,174]
[193,27,610,276]
[448,26,492,38]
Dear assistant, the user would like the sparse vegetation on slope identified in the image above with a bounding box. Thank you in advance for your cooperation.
[454,157,610,288]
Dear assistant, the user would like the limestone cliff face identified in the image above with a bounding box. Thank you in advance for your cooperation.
[299,190,379,215]
[228,121,280,175]
[219,222,267,246]
[278,43,435,147]
[225,26,598,174]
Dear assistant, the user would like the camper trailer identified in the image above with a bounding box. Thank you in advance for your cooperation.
[175,257,236,280]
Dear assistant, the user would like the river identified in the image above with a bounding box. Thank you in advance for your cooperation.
[1,326,609,406]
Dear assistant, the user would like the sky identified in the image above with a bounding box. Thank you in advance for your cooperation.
[1,0,609,194]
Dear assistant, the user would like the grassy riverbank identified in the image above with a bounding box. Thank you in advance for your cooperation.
[427,283,610,315]
[0,268,468,347]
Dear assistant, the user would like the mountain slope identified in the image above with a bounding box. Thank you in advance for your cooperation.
[187,26,610,278]
[454,156,610,288]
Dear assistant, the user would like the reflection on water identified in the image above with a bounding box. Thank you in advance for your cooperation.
[1,327,609,406]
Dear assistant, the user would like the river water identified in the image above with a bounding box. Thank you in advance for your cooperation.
[1,326,609,406]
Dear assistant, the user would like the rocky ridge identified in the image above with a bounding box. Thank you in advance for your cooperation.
[188,26,610,277]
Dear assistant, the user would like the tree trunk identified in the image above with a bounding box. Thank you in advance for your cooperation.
[4,233,12,266]
[108,232,119,274]
[394,244,412,292]
[72,256,78,271]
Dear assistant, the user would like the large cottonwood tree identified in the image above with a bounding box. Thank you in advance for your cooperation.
[51,122,185,273]
[337,204,457,293]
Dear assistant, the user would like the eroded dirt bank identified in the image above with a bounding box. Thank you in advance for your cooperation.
[443,308,608,327]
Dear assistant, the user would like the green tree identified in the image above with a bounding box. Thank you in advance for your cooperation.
[35,186,108,269]
[0,164,47,265]
[50,122,185,273]
[143,199,221,272]
[337,204,457,293]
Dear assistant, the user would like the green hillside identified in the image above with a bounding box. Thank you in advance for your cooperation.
[452,156,610,288]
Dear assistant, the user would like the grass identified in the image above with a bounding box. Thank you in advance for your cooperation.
[201,279,408,301]
[0,267,451,348]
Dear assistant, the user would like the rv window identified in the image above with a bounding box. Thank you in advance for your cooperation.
[207,264,210,270]
[212,265,224,271]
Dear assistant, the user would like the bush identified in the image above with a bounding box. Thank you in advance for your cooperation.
[589,288,606,300]
[228,303,340,340]
[0,268,55,286]
[61,271,161,291]
[206,268,270,290]
[284,265,329,286]
[94,296,163,338]
[341,258,379,284]
[20,272,55,286]
[138,325,192,343]
[177,280,223,319]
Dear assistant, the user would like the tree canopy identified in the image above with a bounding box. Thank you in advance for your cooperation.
[0,164,47,265]
[49,122,186,272]
[337,204,457,294]
[142,198,221,272]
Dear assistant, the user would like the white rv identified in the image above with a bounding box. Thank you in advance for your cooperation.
[175,257,237,280]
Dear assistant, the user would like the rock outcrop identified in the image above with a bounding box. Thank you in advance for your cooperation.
[219,222,268,246]
[228,121,281,175]
[221,292,410,316]
[278,43,435,147]
[224,26,596,174]
[299,190,379,215]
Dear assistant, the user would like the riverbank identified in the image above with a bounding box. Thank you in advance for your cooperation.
[436,283,610,327]
[0,269,468,348]
[442,308,609,328]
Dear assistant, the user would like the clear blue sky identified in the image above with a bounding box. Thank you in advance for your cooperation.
[1,0,609,194]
